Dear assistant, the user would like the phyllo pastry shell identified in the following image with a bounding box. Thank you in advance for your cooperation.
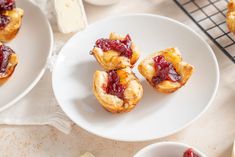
[0,42,18,84]
[91,32,140,70]
[227,0,235,34]
[138,47,194,93]
[0,8,24,42]
[93,67,143,113]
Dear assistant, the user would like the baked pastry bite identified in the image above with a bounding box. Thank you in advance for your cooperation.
[227,0,235,34]
[0,0,24,42]
[0,42,18,84]
[138,48,194,93]
[93,67,143,113]
[91,32,140,70]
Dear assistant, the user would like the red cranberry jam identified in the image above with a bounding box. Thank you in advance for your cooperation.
[95,34,133,58]
[0,44,14,73]
[106,70,125,99]
[151,55,181,85]
[0,0,15,11]
[0,14,10,29]
[183,148,199,157]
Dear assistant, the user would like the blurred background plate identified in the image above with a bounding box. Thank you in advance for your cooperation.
[0,0,53,111]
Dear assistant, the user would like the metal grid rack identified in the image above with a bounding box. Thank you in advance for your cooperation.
[174,0,235,63]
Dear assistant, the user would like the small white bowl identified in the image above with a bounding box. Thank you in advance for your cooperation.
[134,142,206,157]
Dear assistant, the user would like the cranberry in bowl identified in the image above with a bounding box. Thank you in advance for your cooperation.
[134,142,206,157]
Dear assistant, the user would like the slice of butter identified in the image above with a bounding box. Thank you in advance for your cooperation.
[80,152,95,157]
[54,0,87,33]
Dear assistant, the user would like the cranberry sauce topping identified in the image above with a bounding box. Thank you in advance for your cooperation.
[0,14,10,29]
[183,148,199,157]
[0,0,15,11]
[151,55,181,85]
[95,34,133,58]
[106,70,125,99]
[0,44,14,73]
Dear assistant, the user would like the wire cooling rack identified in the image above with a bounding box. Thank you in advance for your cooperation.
[174,0,235,63]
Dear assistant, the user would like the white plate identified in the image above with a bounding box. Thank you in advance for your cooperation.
[52,14,219,141]
[134,142,206,157]
[0,0,53,111]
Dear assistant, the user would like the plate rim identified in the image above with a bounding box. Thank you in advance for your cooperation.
[0,0,54,112]
[52,13,220,142]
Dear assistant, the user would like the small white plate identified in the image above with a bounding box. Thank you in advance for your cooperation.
[0,0,53,111]
[52,14,219,141]
[134,142,206,157]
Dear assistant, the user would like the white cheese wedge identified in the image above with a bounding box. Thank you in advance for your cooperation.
[54,0,87,33]
[80,152,95,157]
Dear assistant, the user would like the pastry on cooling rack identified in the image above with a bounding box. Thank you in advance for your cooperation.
[91,32,140,70]
[93,67,143,113]
[227,0,235,34]
[0,0,24,42]
[0,42,18,84]
[138,48,194,93]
